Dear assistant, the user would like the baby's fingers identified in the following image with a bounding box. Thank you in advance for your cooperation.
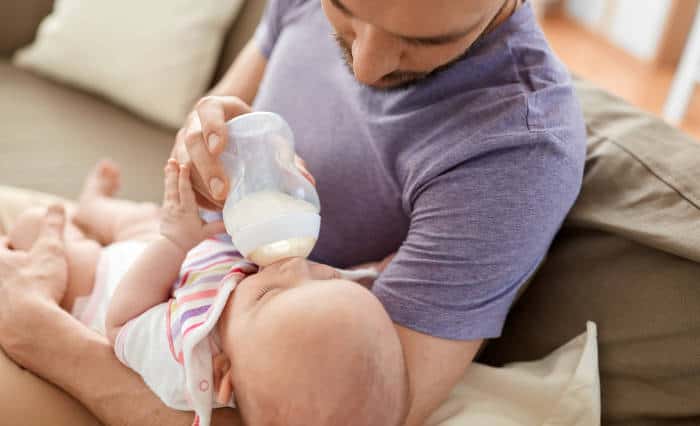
[178,164,197,208]
[164,159,180,205]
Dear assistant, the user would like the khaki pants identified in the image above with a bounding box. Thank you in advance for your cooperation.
[0,185,99,426]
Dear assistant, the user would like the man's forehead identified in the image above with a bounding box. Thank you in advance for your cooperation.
[336,0,502,39]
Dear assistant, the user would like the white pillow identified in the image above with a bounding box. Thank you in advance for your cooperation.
[13,0,244,128]
[428,322,601,426]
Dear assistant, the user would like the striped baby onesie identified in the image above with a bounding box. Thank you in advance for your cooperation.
[114,238,256,426]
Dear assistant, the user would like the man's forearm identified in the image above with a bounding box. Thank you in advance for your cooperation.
[207,39,267,105]
[395,324,482,426]
[9,299,240,426]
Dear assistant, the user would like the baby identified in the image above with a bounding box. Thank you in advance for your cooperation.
[8,160,409,426]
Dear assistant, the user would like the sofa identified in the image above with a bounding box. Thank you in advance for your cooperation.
[1,1,699,425]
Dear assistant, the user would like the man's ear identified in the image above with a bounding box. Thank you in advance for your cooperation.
[216,366,234,405]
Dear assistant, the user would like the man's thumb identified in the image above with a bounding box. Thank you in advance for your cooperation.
[39,204,66,242]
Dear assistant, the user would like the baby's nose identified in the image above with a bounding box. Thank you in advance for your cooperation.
[277,256,312,277]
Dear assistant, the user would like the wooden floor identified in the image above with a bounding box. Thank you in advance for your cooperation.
[539,13,700,140]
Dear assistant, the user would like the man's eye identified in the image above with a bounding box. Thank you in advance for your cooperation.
[256,287,273,301]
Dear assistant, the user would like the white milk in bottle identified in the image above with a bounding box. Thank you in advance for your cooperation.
[221,112,321,266]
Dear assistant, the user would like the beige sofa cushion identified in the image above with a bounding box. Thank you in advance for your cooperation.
[479,80,700,425]
[0,60,172,202]
[13,0,244,128]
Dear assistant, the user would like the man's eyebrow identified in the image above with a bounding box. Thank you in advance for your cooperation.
[330,0,477,45]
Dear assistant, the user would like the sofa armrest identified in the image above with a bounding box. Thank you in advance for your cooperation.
[0,0,53,57]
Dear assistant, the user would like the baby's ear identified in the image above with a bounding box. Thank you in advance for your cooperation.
[213,353,234,405]
[216,366,234,405]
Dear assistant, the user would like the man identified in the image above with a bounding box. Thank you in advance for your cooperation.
[0,0,585,425]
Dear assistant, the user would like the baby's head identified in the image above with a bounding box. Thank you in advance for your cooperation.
[216,257,409,426]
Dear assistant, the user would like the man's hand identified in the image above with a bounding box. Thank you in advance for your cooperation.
[171,96,316,211]
[0,204,68,358]
[160,159,226,253]
[172,96,252,210]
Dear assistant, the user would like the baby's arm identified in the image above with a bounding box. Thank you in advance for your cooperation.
[105,160,225,344]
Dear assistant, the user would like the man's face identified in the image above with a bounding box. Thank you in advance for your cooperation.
[321,0,509,89]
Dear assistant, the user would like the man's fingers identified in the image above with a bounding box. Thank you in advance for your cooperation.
[195,96,252,157]
[195,97,228,156]
[180,96,251,206]
[30,204,66,258]
[184,121,229,201]
[164,159,180,205]
[38,204,66,243]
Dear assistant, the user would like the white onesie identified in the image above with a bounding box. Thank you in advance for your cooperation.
[74,238,256,426]
[73,238,378,426]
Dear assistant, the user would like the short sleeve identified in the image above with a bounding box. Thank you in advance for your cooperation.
[372,134,583,340]
[115,303,191,410]
[253,0,307,58]
[253,0,280,58]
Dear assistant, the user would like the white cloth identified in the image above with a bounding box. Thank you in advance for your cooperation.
[115,239,254,426]
[71,240,147,335]
[427,322,601,426]
[73,237,381,426]
[114,303,192,409]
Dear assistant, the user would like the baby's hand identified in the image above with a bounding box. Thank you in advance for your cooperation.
[160,159,226,252]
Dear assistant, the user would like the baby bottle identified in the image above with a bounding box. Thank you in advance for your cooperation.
[220,112,321,266]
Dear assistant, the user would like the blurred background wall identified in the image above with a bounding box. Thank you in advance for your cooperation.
[534,0,700,139]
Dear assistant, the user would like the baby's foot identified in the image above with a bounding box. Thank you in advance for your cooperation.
[73,159,121,242]
[79,159,121,202]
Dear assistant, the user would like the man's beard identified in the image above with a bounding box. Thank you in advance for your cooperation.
[331,0,514,90]
[333,33,438,90]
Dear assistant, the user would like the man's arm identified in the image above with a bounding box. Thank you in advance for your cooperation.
[0,204,240,425]
[396,326,481,426]
[208,38,267,103]
[11,300,242,426]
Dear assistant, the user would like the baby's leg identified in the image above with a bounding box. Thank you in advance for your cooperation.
[73,160,161,244]
[9,206,85,252]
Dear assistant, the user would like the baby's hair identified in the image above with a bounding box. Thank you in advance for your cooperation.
[228,279,410,426]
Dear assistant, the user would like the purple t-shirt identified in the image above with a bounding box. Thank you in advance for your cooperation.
[252,0,586,340]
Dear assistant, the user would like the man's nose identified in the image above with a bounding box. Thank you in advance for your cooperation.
[351,22,401,85]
